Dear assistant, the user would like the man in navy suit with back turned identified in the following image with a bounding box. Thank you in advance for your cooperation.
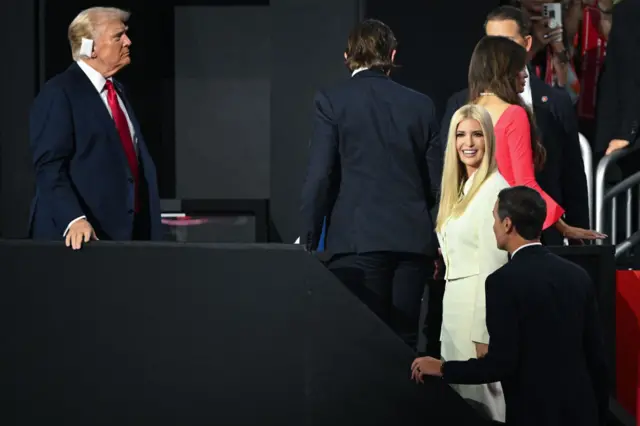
[300,19,442,350]
[29,7,162,250]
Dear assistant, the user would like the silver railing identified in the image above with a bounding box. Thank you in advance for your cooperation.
[595,145,640,258]
[579,133,594,228]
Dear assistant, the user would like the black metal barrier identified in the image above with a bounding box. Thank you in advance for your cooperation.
[0,240,488,426]
[547,245,617,392]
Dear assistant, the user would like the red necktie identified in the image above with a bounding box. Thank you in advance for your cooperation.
[104,80,139,212]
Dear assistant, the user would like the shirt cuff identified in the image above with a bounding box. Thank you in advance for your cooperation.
[63,216,86,237]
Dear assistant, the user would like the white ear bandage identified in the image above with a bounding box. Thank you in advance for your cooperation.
[79,38,94,57]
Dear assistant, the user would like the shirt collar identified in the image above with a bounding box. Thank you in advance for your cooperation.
[351,67,368,77]
[463,171,477,195]
[511,242,542,258]
[76,60,112,93]
[520,66,533,107]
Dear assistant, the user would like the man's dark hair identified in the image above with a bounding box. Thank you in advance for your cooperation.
[345,19,397,72]
[484,5,532,38]
[497,186,547,240]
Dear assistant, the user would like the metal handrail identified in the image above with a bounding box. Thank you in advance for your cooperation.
[578,133,594,228]
[594,144,640,258]
[601,170,640,205]
[595,148,629,237]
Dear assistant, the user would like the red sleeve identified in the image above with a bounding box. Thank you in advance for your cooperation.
[505,106,565,229]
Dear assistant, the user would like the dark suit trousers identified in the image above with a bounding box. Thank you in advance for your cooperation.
[327,252,432,350]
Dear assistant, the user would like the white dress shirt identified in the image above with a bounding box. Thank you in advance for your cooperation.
[351,67,368,77]
[520,67,533,108]
[64,61,138,236]
[76,60,136,143]
[511,242,543,258]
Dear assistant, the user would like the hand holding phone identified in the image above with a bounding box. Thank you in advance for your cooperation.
[543,3,563,29]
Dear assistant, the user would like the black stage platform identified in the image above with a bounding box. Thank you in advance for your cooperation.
[0,240,490,426]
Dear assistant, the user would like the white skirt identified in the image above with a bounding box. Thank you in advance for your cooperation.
[441,275,506,422]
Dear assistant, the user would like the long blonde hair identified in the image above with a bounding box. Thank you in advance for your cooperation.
[436,104,498,232]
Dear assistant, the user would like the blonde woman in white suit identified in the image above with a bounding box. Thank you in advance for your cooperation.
[434,104,509,421]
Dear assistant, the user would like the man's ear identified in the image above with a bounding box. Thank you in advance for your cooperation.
[504,217,514,234]
[524,35,533,53]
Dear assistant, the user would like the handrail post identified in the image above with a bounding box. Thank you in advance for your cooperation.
[595,149,631,245]
[595,155,608,244]
[578,133,594,228]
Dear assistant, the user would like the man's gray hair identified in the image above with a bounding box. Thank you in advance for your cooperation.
[68,7,130,61]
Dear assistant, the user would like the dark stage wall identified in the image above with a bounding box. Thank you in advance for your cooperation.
[270,0,362,242]
[0,0,497,241]
[20,0,359,243]
[365,0,500,119]
[0,0,36,238]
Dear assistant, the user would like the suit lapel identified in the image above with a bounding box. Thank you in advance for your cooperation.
[529,75,544,112]
[528,76,557,147]
[67,63,135,175]
[68,63,120,141]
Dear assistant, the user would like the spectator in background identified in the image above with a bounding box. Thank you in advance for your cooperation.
[300,19,442,350]
[595,0,640,246]
[522,0,581,103]
[562,0,612,143]
[442,6,592,245]
[596,0,640,157]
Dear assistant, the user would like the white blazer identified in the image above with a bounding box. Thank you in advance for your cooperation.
[437,171,510,343]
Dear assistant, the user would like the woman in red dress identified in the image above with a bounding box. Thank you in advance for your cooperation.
[467,36,605,241]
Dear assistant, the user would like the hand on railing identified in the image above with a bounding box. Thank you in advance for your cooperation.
[561,225,607,242]
[556,218,607,242]
[605,139,630,155]
[563,226,607,242]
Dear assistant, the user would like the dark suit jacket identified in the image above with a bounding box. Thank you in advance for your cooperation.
[442,78,589,245]
[442,245,608,426]
[594,0,640,177]
[300,68,442,255]
[595,0,640,162]
[29,62,162,240]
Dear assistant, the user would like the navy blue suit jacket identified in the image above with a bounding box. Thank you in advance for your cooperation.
[442,245,608,426]
[29,62,162,240]
[300,69,442,256]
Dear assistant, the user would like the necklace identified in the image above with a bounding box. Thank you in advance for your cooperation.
[480,92,496,96]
